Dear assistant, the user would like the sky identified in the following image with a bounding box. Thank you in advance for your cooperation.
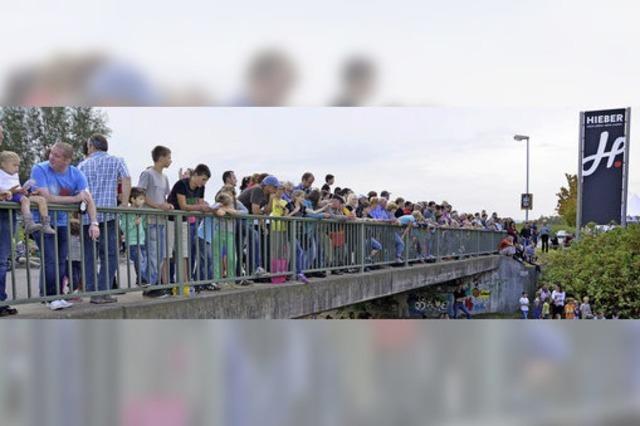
[103,107,640,221]
[2,1,638,219]
[2,0,640,107]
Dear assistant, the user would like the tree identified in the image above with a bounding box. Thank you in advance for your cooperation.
[68,107,111,164]
[0,107,31,181]
[541,225,640,318]
[0,107,111,180]
[556,173,577,227]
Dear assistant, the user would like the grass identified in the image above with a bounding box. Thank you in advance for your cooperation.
[472,312,521,319]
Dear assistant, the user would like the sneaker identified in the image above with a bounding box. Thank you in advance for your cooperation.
[41,224,57,235]
[296,274,310,284]
[0,306,18,317]
[154,289,171,299]
[24,222,43,235]
[204,283,220,291]
[58,299,74,309]
[254,267,266,276]
[90,295,117,304]
[48,300,67,310]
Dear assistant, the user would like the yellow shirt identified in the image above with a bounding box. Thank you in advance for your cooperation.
[270,198,288,231]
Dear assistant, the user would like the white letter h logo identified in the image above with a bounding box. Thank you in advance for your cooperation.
[582,132,625,177]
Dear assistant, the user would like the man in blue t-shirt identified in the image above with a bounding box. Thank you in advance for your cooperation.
[30,142,99,310]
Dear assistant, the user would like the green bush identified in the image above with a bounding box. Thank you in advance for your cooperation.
[541,225,640,318]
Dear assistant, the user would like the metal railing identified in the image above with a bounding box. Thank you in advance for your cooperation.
[0,202,505,307]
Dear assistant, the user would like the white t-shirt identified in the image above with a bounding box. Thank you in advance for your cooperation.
[519,296,530,312]
[551,290,566,306]
[0,168,20,192]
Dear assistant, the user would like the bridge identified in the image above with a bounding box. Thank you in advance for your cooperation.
[14,255,538,319]
[1,203,536,319]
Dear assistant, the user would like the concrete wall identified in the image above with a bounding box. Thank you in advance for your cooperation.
[21,256,502,319]
[488,257,539,313]
[397,256,539,318]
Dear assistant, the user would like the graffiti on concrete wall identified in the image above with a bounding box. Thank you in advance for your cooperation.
[406,291,451,318]
[469,286,491,313]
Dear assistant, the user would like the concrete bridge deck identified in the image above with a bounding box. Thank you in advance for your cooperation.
[12,255,501,319]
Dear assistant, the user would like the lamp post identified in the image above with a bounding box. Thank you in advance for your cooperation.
[514,134,530,222]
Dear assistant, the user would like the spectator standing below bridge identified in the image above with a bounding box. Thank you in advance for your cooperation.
[551,285,566,319]
[31,142,99,310]
[520,222,532,246]
[138,146,173,297]
[539,222,551,253]
[79,134,131,304]
[519,292,529,319]
[452,284,472,319]
[580,296,593,319]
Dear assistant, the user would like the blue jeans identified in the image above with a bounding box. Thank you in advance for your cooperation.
[189,222,198,280]
[244,223,262,273]
[521,310,528,319]
[34,227,68,298]
[369,237,382,252]
[395,232,405,259]
[453,301,472,319]
[198,238,213,281]
[295,239,304,275]
[301,233,317,270]
[129,244,148,284]
[0,211,17,303]
[146,224,166,285]
[83,220,118,293]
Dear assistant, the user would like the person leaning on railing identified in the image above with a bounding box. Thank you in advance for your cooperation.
[498,235,516,256]
[137,145,173,296]
[166,164,212,291]
[29,142,100,311]
[237,175,280,277]
[78,134,131,305]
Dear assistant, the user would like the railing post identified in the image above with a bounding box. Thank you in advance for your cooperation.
[175,212,184,296]
[404,226,409,267]
[477,230,480,256]
[359,222,365,273]
[289,218,296,280]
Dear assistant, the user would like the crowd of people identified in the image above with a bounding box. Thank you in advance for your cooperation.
[1,131,510,316]
[519,284,616,320]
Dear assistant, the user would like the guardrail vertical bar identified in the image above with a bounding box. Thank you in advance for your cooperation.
[175,213,184,296]
[8,209,16,300]
[53,211,60,298]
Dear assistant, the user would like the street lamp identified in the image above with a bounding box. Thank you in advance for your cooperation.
[514,134,530,222]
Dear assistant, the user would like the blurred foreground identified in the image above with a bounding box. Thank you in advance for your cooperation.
[1,321,639,426]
